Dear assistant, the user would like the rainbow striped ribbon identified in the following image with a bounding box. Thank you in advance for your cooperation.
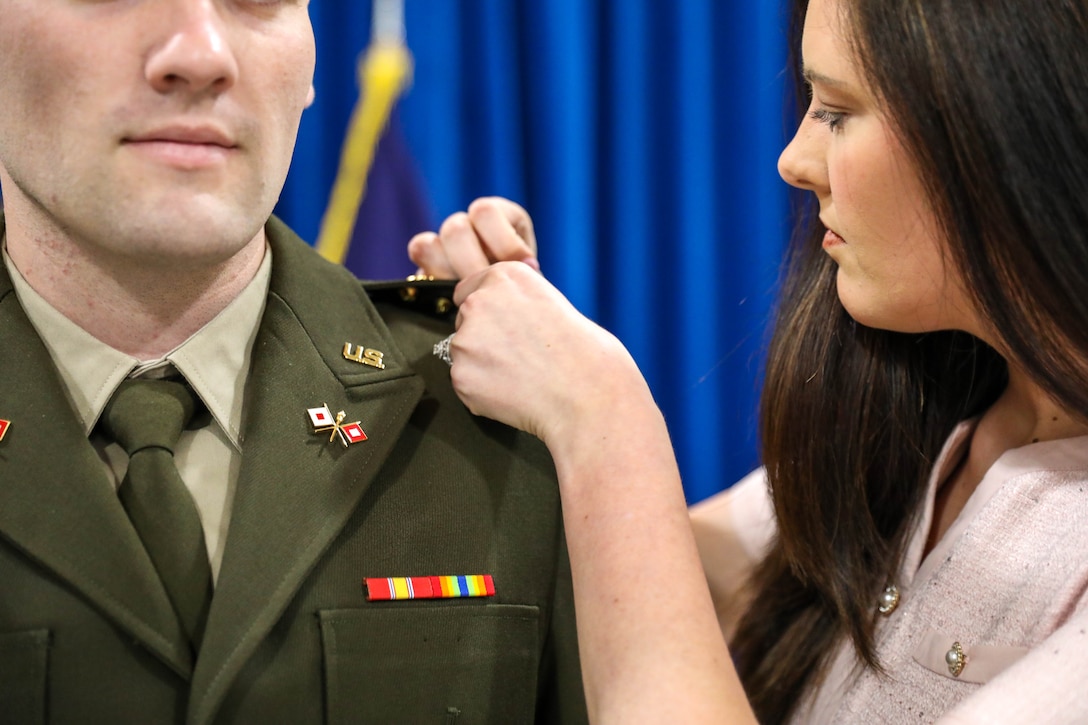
[365,575,496,601]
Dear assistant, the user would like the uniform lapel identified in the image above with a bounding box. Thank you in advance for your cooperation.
[0,230,192,677]
[189,220,425,724]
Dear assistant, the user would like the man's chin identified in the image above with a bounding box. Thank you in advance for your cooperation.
[100,207,267,268]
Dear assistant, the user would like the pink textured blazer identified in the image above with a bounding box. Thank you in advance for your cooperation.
[690,421,1088,723]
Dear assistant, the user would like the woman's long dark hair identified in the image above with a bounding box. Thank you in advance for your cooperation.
[731,1,1088,722]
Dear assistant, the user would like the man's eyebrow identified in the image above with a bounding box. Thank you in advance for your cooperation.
[802,67,848,89]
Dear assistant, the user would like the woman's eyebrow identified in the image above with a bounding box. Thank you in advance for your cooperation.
[803,67,848,89]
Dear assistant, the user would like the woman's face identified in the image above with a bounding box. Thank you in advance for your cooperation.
[778,0,982,337]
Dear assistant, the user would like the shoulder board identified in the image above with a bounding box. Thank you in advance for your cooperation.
[363,277,458,319]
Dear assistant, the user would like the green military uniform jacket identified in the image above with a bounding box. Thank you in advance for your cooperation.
[0,214,588,724]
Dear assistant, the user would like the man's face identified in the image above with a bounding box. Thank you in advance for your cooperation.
[0,0,315,267]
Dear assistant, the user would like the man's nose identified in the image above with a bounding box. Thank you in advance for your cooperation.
[145,0,239,97]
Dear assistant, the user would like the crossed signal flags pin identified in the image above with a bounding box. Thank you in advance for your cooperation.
[308,405,367,447]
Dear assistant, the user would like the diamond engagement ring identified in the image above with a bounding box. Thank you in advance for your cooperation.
[433,333,455,366]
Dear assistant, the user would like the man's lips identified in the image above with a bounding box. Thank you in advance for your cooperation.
[124,124,237,147]
[122,125,238,168]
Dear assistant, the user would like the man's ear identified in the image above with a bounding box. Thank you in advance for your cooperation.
[305,84,316,109]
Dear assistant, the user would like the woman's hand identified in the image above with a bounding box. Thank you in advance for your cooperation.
[408,197,539,279]
[449,261,647,449]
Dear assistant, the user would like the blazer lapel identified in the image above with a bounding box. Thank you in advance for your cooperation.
[189,221,425,724]
[0,248,192,677]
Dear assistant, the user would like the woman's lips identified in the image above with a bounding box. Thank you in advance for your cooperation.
[822,229,846,248]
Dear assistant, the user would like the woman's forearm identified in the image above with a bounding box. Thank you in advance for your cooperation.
[548,392,757,724]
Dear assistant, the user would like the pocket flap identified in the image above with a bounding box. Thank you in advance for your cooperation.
[912,627,1028,684]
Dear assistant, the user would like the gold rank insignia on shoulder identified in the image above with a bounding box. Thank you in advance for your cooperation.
[0,419,10,442]
[342,343,386,370]
[308,404,367,447]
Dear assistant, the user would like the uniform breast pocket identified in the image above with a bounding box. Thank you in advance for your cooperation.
[0,629,50,725]
[319,605,541,725]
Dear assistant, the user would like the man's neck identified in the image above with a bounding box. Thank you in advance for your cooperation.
[5,221,267,361]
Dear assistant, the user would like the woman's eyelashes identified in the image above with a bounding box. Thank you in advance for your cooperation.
[810,107,847,132]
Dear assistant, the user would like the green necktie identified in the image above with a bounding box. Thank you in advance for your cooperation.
[102,378,213,651]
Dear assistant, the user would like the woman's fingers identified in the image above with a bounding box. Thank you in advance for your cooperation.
[467,197,539,268]
[408,197,540,279]
[407,231,456,279]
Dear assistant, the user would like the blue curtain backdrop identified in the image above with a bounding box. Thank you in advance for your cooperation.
[276,1,793,504]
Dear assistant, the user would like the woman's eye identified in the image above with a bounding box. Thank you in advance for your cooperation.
[809,107,846,132]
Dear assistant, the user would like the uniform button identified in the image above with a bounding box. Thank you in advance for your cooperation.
[878,584,900,615]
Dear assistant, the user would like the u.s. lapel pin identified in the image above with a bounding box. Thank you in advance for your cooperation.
[342,343,386,370]
[0,419,10,443]
[308,404,367,447]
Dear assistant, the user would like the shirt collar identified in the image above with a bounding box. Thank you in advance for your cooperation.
[2,244,271,449]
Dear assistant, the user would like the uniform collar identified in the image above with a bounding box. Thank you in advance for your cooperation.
[1,243,271,449]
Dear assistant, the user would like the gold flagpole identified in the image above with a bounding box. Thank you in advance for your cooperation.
[316,0,414,265]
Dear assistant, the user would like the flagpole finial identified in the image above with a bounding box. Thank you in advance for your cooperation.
[372,0,406,45]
